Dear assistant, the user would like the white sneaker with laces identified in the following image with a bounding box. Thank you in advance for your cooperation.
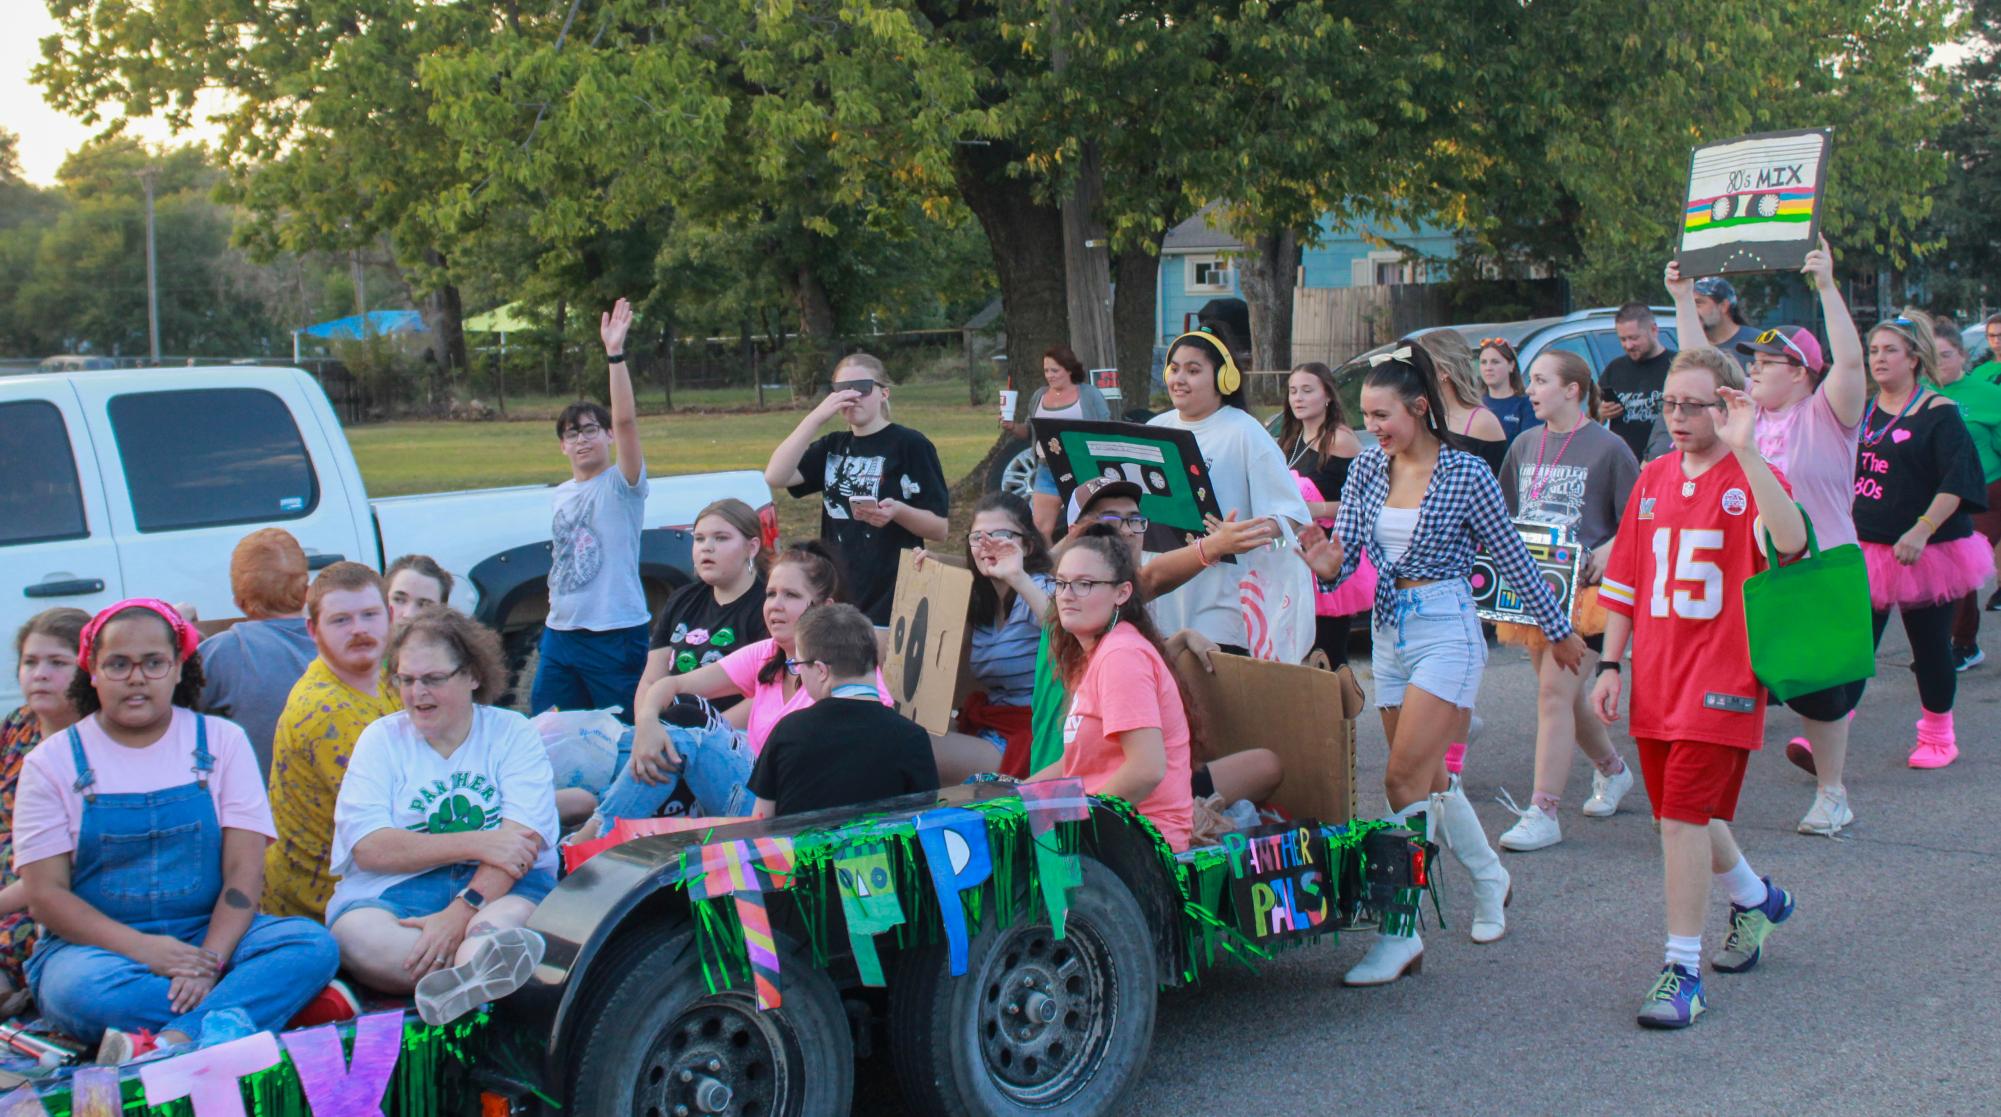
[1582,764,1634,818]
[1498,802,1562,851]
[1798,787,1853,836]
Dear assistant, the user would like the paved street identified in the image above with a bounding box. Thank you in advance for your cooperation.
[1122,619,2001,1116]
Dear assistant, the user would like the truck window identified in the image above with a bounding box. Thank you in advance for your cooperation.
[108,388,321,533]
[0,401,89,546]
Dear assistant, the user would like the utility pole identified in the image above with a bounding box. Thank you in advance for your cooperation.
[137,167,161,361]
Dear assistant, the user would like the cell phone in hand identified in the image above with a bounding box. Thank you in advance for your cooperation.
[849,496,879,513]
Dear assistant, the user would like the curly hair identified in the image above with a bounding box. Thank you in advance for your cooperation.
[66,608,207,717]
[1047,526,1201,752]
[387,606,509,704]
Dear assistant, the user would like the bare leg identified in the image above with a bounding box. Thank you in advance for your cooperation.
[331,908,425,995]
[1660,819,1711,939]
[1205,749,1282,803]
[454,896,537,964]
[931,732,1002,786]
[1383,687,1465,808]
[554,788,598,830]
[1531,645,1604,801]
[1032,493,1061,544]
[1801,716,1848,793]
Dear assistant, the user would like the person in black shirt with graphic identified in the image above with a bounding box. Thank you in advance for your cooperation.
[765,353,950,624]
[1597,302,1676,462]
[635,499,770,713]
[748,604,939,818]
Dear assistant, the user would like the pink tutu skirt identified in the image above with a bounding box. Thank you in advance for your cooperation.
[1860,534,1996,610]
[1297,473,1377,616]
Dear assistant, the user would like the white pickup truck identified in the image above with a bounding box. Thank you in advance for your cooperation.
[0,365,775,710]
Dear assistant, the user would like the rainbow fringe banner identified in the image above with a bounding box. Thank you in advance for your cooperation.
[686,837,798,1009]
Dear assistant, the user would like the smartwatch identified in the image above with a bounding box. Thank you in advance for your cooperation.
[454,886,488,912]
[1596,661,1622,674]
[606,352,627,365]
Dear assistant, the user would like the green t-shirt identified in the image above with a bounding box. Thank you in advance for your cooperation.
[1938,375,2001,484]
[1974,358,2001,385]
[1028,628,1069,776]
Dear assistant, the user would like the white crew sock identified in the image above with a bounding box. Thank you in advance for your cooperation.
[1716,856,1767,908]
[1664,934,1703,971]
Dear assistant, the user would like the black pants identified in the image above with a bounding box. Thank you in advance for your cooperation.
[1871,602,1958,714]
[1313,614,1354,669]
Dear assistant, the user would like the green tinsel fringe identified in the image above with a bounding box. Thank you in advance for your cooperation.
[29,1014,489,1117]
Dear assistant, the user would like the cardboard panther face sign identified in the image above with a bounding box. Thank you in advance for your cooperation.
[1035,418,1226,556]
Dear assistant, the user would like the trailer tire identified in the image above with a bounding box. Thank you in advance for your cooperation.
[569,924,853,1117]
[887,856,1157,1116]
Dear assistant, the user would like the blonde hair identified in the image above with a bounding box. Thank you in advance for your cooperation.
[1667,347,1746,392]
[1868,307,1940,386]
[1417,332,1483,410]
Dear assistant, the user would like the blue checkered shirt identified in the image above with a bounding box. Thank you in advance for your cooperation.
[1322,444,1574,639]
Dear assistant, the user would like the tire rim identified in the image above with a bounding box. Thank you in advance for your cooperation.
[635,993,797,1117]
[976,921,1117,1106]
[1000,448,1038,497]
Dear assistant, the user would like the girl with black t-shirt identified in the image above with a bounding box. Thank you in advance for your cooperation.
[1279,362,1369,666]
[1853,312,1995,769]
[635,500,770,713]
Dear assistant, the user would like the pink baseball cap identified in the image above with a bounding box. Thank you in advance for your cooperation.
[1736,326,1826,374]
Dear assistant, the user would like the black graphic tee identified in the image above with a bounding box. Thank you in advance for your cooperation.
[788,424,950,623]
[649,579,768,710]
[1598,349,1676,463]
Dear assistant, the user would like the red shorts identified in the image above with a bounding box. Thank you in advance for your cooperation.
[1635,739,1751,825]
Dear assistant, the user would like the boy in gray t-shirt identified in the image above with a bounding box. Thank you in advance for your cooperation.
[529,298,653,719]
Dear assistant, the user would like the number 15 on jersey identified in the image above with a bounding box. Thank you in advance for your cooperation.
[1649,527,1725,620]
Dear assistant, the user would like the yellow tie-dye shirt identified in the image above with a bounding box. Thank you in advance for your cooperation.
[263,657,400,920]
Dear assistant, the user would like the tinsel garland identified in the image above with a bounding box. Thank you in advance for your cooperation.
[26,1014,489,1117]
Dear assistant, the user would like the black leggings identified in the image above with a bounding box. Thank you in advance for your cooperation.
[1871,602,1958,714]
[1313,613,1354,668]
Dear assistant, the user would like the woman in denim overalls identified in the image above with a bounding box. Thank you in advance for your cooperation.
[16,600,338,1058]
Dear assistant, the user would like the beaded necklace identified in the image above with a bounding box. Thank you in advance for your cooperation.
[1860,387,1925,448]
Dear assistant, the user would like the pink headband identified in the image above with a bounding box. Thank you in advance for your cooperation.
[78,598,200,669]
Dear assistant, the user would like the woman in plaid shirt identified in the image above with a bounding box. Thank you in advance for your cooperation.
[1303,343,1585,987]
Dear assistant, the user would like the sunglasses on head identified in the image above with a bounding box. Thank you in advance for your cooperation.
[1754,328,1812,367]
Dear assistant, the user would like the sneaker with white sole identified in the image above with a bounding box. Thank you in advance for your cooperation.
[1798,787,1852,836]
[1582,764,1634,818]
[1954,646,1985,672]
[1498,802,1562,851]
[415,927,547,1026]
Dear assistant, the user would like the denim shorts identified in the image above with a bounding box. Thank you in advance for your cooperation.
[1031,461,1060,496]
[326,862,557,927]
[1371,580,1486,710]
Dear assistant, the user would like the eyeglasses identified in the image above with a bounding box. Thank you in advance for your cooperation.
[391,666,465,690]
[1050,577,1118,597]
[783,658,824,676]
[1660,398,1725,416]
[830,380,880,396]
[96,654,176,681]
[560,423,604,443]
[1754,328,1811,366]
[1093,513,1149,534]
[967,529,1023,545]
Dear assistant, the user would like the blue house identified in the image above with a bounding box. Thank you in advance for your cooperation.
[1155,204,1461,348]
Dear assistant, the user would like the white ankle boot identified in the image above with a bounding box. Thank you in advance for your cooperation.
[1343,929,1424,986]
[1435,785,1511,944]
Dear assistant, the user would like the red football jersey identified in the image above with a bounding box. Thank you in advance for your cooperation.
[1600,451,1790,750]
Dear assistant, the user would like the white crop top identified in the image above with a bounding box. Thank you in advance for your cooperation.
[1375,507,1421,568]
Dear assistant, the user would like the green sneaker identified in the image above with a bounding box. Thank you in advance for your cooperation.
[1636,964,1705,1029]
[1712,878,1794,974]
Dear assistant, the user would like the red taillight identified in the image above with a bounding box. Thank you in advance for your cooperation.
[1410,846,1427,888]
[758,503,781,551]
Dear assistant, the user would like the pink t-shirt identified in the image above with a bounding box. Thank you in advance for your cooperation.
[1060,625,1193,851]
[12,707,276,871]
[717,638,892,755]
[1756,388,1861,549]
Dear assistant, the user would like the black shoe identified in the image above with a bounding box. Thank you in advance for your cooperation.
[1987,591,2001,612]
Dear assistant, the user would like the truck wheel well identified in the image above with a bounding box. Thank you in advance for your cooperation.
[1074,808,1187,983]
[551,887,694,1094]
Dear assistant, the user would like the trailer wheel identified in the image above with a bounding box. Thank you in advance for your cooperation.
[888,856,1156,1116]
[570,925,853,1117]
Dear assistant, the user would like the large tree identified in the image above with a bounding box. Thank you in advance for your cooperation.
[1926,1,2000,312]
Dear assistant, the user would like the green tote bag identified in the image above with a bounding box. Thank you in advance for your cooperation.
[1742,510,1875,702]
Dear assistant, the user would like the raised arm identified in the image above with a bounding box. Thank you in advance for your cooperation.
[1717,387,1806,555]
[601,298,644,486]
[1804,238,1865,426]
[1664,259,1703,350]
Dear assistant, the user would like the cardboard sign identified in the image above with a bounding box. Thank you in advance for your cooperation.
[1035,418,1225,556]
[885,550,975,735]
[1221,821,1333,943]
[1172,650,1359,825]
[1470,521,1582,626]
[1678,128,1832,275]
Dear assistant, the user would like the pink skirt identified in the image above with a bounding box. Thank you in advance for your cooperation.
[1297,473,1376,616]
[1860,534,1996,610]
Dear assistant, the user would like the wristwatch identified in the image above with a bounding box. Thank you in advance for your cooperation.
[606,352,627,365]
[1596,660,1622,674]
[454,886,488,912]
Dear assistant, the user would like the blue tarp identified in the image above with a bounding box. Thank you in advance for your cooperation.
[296,310,427,339]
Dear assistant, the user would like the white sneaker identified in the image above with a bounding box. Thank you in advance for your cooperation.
[1342,930,1424,986]
[1498,803,1562,851]
[1798,787,1853,836]
[1582,764,1634,818]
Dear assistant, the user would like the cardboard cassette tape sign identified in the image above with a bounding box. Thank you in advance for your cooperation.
[1035,418,1226,557]
[1470,521,1582,626]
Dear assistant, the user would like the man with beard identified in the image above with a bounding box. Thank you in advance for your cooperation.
[263,563,401,920]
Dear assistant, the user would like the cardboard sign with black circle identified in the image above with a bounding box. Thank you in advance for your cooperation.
[885,550,976,735]
[1035,418,1227,558]
[1470,521,1582,627]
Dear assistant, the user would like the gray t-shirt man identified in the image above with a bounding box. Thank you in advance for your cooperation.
[197,616,316,781]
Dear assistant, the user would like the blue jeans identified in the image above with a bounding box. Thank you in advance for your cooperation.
[531,624,650,719]
[1370,580,1487,710]
[598,721,756,821]
[325,863,558,928]
[31,914,338,1043]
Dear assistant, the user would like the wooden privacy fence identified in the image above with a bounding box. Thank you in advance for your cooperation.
[1290,284,1450,368]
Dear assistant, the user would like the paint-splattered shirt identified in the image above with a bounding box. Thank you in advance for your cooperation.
[263,657,401,920]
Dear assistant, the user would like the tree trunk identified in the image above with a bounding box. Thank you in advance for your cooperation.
[547,298,567,397]
[415,249,468,386]
[1059,147,1116,371]
[1236,226,1300,377]
[954,142,1069,397]
[1112,237,1165,414]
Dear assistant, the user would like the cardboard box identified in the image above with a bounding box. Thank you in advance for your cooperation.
[1172,649,1361,824]
[884,550,977,735]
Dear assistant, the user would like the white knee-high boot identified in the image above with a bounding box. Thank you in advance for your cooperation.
[1434,780,1511,944]
[1342,801,1428,987]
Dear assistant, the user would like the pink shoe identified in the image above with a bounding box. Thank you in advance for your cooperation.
[1909,737,1959,769]
[1785,737,1815,774]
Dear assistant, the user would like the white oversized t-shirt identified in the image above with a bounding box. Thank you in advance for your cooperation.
[327,706,561,917]
[1144,406,1315,659]
[547,465,651,632]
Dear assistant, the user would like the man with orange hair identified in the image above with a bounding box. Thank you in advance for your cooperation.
[197,528,318,778]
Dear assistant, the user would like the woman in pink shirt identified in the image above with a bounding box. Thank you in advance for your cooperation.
[1037,534,1194,851]
[13,600,339,1062]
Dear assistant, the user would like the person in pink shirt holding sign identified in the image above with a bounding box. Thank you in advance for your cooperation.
[1035,533,1194,851]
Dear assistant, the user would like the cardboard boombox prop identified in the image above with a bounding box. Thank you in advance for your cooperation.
[1033,419,1227,558]
[1470,521,1583,627]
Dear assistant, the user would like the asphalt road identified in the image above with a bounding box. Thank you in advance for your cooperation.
[1119,619,2001,1117]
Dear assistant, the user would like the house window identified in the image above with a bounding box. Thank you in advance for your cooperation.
[1186,255,1234,294]
[1353,250,1430,287]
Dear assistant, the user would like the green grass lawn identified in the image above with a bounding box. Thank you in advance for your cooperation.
[347,382,1011,544]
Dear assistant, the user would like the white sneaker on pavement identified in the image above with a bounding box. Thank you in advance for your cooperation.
[1798,787,1853,836]
[1498,803,1562,851]
[1582,764,1634,818]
